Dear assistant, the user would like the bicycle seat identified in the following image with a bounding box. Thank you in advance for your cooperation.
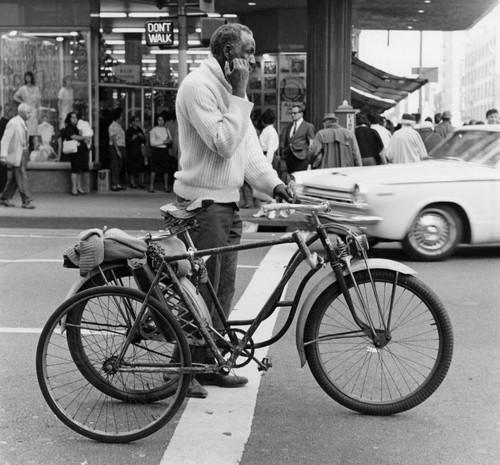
[160,198,214,220]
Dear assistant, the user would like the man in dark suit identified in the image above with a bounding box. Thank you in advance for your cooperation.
[280,104,315,175]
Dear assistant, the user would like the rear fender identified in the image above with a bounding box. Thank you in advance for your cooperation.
[295,258,417,367]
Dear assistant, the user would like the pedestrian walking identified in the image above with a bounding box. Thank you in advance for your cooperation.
[367,111,391,162]
[417,120,443,154]
[308,113,361,169]
[386,113,427,163]
[435,111,453,139]
[0,103,36,209]
[354,112,385,166]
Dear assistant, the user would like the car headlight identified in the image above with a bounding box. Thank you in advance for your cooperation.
[353,183,368,206]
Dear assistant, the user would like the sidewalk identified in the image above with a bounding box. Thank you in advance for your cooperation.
[0,189,309,232]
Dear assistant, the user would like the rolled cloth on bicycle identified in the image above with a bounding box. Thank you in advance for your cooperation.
[64,228,105,276]
[103,228,147,261]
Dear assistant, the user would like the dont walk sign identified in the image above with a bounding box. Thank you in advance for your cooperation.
[145,21,175,47]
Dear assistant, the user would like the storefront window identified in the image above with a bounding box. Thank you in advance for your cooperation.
[0,30,91,162]
[247,53,307,134]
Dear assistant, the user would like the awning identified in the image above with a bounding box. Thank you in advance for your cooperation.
[350,55,428,113]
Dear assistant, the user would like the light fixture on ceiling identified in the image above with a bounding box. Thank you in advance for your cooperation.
[99,12,127,18]
[112,28,145,33]
[129,12,169,18]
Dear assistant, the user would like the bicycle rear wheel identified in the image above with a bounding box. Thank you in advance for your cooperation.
[36,286,191,443]
[304,269,453,415]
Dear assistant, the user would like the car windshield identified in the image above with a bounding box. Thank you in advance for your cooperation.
[429,130,500,167]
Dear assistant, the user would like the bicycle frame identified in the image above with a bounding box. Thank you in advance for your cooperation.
[137,202,418,373]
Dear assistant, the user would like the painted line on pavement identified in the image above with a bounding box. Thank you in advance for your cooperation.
[0,328,41,334]
[0,259,63,263]
[159,243,296,465]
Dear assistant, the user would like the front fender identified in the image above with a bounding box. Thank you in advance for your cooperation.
[295,258,417,367]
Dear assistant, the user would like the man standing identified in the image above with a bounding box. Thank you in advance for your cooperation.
[175,23,292,391]
[435,110,453,139]
[0,103,35,209]
[308,113,361,169]
[386,113,427,164]
[280,104,315,175]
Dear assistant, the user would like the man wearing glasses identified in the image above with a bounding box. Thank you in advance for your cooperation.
[280,104,315,177]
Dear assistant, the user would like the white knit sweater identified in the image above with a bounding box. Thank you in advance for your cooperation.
[174,57,282,203]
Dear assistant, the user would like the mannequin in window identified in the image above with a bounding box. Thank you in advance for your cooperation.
[34,116,57,161]
[58,75,74,129]
[13,71,42,151]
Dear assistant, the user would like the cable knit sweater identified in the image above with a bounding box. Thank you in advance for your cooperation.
[174,57,282,203]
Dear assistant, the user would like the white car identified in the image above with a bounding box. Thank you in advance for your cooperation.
[292,125,500,261]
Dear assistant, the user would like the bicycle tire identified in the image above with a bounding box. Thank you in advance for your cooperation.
[304,269,453,415]
[71,264,203,403]
[36,286,191,443]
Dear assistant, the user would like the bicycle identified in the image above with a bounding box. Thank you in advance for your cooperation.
[36,197,454,443]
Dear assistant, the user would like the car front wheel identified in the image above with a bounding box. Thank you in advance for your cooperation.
[403,206,462,261]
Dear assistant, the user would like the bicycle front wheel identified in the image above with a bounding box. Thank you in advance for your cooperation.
[304,269,453,415]
[36,286,191,443]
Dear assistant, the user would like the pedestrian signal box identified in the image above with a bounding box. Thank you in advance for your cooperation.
[145,21,175,48]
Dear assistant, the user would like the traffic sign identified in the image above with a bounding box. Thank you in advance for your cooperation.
[145,20,175,47]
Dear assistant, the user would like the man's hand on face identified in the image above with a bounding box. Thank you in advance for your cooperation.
[225,58,250,98]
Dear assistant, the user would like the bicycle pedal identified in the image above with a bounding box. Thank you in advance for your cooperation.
[258,356,273,371]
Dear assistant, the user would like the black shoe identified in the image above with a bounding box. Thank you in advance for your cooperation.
[111,186,120,191]
[197,372,248,388]
[22,202,35,210]
[77,189,87,195]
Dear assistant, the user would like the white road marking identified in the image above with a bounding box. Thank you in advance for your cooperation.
[159,243,296,465]
[0,327,41,334]
[0,259,63,263]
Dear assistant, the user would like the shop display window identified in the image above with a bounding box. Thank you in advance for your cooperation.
[0,30,91,162]
[248,53,307,133]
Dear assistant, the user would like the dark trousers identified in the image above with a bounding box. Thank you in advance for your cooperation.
[1,150,33,204]
[285,152,309,174]
[110,145,124,186]
[182,201,242,331]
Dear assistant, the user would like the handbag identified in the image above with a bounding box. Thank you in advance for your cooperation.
[62,139,78,154]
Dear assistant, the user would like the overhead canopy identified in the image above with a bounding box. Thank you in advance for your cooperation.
[350,55,428,113]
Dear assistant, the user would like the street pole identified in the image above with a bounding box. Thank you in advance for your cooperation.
[418,30,423,115]
[178,0,188,84]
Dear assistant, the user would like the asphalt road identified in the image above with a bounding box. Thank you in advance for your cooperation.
[1,229,499,465]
